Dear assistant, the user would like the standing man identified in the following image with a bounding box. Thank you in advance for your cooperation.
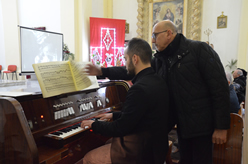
[148,20,229,164]
[85,20,230,164]
[79,38,169,164]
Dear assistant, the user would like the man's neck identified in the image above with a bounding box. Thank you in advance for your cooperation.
[135,64,151,75]
[159,33,179,56]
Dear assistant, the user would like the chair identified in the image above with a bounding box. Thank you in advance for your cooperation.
[2,65,18,80]
[237,108,242,117]
[213,113,243,164]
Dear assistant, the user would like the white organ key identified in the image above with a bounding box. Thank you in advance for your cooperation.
[89,102,94,108]
[63,109,67,117]
[97,100,102,107]
[68,107,73,115]
[54,112,58,120]
[66,109,69,116]
[70,107,75,114]
[60,110,64,118]
[49,126,85,139]
[57,111,61,119]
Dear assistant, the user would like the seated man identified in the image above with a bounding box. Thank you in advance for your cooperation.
[233,68,247,104]
[78,38,169,164]
[226,72,240,113]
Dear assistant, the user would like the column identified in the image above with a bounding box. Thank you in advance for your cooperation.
[103,0,113,18]
[74,0,92,62]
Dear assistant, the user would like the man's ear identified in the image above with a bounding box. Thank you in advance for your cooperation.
[167,30,173,39]
[133,54,139,65]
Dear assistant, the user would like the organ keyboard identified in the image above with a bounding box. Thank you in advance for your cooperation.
[0,80,129,164]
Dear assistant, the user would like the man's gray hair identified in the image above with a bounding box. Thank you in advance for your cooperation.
[237,69,243,76]
[164,20,177,33]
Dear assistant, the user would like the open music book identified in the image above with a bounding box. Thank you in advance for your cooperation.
[33,61,98,98]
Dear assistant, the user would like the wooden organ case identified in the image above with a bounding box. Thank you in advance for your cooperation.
[0,80,129,164]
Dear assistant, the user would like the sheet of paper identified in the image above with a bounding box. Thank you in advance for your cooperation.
[0,92,35,97]
[83,76,99,91]
[33,61,76,98]
[70,61,92,90]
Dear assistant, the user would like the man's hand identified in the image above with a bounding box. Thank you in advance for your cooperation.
[84,64,102,76]
[81,120,94,129]
[96,113,113,121]
[212,129,228,144]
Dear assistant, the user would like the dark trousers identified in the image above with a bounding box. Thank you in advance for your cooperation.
[178,133,213,164]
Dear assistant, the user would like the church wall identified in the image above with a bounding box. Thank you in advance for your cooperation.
[1,0,20,75]
[60,0,75,57]
[78,0,92,62]
[201,0,242,72]
[113,0,138,40]
[18,0,61,32]
[0,0,245,75]
[0,0,6,68]
[92,0,104,17]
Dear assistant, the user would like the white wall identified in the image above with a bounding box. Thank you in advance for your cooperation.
[2,0,242,74]
[60,0,75,55]
[1,0,20,75]
[0,0,6,69]
[90,0,138,40]
[18,0,75,56]
[81,0,92,62]
[92,0,104,17]
[113,0,138,40]
[201,0,242,72]
[18,0,61,33]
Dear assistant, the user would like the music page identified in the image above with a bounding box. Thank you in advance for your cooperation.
[69,61,92,90]
[33,61,76,98]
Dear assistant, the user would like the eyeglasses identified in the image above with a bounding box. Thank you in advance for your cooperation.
[152,30,168,40]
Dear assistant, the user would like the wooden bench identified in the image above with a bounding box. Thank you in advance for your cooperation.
[213,113,243,164]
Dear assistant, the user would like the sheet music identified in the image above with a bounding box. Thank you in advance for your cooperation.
[70,61,92,90]
[33,61,76,98]
[33,61,99,98]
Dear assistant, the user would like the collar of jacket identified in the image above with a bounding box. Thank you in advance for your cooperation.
[131,67,155,84]
[154,33,190,67]
[234,75,247,82]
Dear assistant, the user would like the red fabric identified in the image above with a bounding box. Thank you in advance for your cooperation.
[8,65,17,72]
[3,71,11,73]
[90,17,125,67]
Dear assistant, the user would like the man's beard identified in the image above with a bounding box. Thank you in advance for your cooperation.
[127,60,135,76]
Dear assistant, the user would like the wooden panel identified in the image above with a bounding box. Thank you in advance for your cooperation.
[0,80,129,164]
[38,131,110,164]
[0,97,38,164]
[213,113,243,164]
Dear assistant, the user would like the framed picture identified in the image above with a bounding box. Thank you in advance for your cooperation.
[149,0,187,49]
[152,0,185,33]
[217,14,227,29]
[136,0,203,45]
[125,23,129,34]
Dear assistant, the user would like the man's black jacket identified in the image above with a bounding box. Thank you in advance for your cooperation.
[93,68,169,164]
[233,75,246,103]
[234,75,246,89]
[100,34,230,139]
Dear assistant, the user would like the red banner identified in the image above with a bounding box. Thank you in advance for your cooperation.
[90,17,125,67]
